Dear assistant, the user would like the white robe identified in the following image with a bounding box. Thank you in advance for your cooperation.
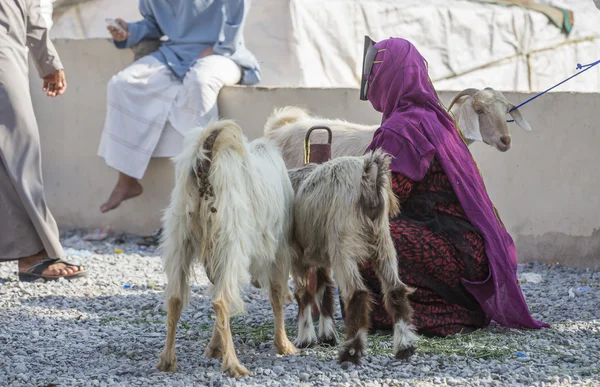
[98,54,242,180]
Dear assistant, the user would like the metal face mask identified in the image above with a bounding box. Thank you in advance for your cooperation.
[359,35,378,101]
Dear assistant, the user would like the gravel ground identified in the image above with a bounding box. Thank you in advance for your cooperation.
[0,229,599,387]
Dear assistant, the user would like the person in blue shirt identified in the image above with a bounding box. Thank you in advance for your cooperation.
[98,0,260,213]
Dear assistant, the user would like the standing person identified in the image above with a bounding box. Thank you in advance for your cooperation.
[99,0,260,213]
[357,36,548,336]
[0,0,86,281]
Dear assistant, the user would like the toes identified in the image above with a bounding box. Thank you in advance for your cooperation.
[49,264,81,277]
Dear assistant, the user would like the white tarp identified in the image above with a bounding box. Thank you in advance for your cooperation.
[49,0,600,92]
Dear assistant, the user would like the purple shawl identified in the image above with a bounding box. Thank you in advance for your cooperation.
[364,38,548,330]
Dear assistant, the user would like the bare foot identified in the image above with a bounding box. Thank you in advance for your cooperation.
[19,250,82,277]
[100,173,143,213]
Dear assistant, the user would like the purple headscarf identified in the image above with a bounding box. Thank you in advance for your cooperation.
[364,37,548,330]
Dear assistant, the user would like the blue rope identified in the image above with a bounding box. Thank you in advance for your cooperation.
[506,58,600,122]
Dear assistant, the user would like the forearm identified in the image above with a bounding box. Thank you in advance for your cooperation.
[114,19,162,49]
[115,0,162,50]
[26,0,64,77]
[213,0,249,56]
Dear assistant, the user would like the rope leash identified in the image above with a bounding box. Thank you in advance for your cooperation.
[507,58,600,122]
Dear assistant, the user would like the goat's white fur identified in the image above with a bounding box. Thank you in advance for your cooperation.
[157,119,297,377]
[296,304,319,346]
[392,321,419,355]
[315,286,337,342]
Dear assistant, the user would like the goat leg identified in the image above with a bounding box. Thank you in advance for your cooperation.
[338,289,371,364]
[383,285,418,360]
[157,297,183,372]
[314,268,337,346]
[204,323,222,359]
[269,261,298,355]
[293,265,318,348]
[213,298,248,378]
[374,254,419,360]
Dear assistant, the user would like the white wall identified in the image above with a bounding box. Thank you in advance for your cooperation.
[28,39,600,267]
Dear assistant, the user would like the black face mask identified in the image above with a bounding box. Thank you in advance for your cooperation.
[359,35,378,101]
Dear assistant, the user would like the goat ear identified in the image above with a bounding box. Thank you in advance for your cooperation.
[457,97,482,142]
[508,105,532,132]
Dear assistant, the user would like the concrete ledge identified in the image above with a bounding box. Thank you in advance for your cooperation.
[28,40,600,267]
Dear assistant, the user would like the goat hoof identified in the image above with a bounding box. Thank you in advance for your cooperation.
[156,357,177,373]
[204,345,223,359]
[294,339,315,349]
[395,346,416,360]
[338,339,365,365]
[319,336,337,347]
[276,339,299,355]
[222,362,249,378]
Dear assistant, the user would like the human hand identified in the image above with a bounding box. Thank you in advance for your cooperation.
[107,19,129,42]
[42,69,67,97]
[199,46,215,58]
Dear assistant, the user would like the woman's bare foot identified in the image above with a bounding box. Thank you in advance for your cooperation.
[100,173,143,213]
[18,250,82,277]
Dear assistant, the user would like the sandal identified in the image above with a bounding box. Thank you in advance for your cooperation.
[18,258,87,282]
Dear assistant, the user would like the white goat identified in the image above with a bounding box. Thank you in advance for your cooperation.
[263,88,533,169]
[288,149,419,364]
[156,120,297,378]
[448,88,532,152]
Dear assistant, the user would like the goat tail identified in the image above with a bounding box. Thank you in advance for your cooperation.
[364,149,406,295]
[264,106,310,136]
[362,148,400,219]
[160,120,246,310]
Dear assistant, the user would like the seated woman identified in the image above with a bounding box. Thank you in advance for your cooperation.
[357,37,549,336]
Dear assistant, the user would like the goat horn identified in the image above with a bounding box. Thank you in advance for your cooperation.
[447,88,480,111]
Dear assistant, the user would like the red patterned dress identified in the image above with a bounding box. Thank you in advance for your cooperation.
[359,157,491,337]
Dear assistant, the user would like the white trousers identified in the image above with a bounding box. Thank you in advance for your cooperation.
[98,54,242,179]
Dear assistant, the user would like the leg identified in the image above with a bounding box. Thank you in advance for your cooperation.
[100,172,143,213]
[0,61,82,277]
[213,298,248,378]
[292,264,318,348]
[157,297,184,372]
[334,263,372,364]
[168,55,242,134]
[156,197,196,371]
[314,268,337,346]
[373,242,418,359]
[98,55,180,212]
[268,261,298,355]
[204,323,222,359]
